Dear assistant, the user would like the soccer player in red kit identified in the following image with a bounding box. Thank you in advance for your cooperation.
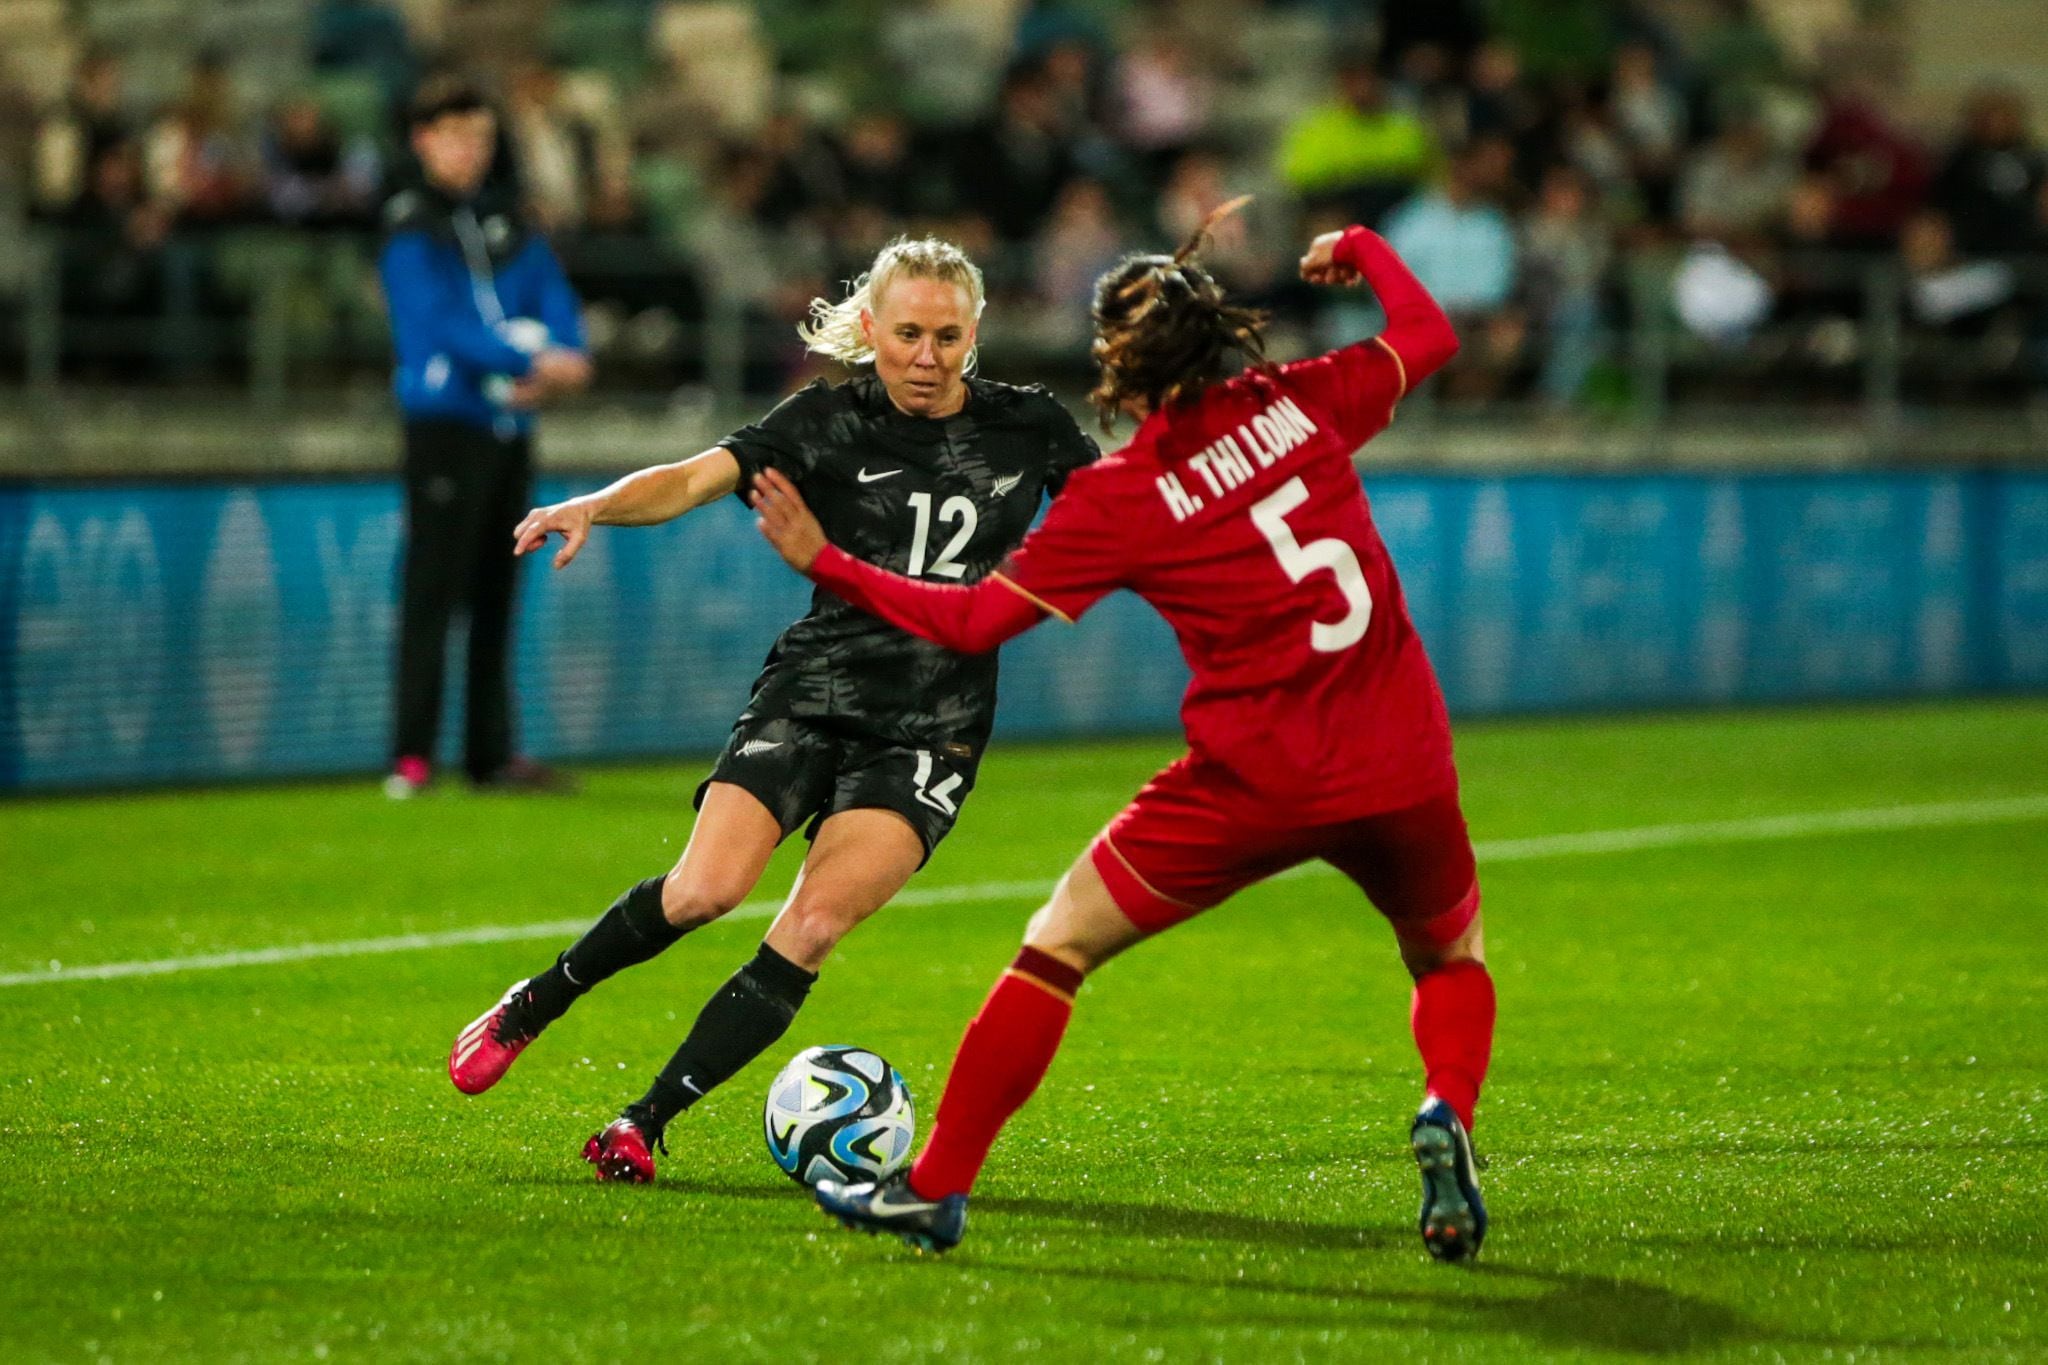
[751,209,1494,1263]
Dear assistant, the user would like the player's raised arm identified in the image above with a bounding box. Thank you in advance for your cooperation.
[751,469,1048,654]
[1300,227,1460,385]
[514,445,742,570]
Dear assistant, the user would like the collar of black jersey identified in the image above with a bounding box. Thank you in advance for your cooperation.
[381,174,533,264]
[851,374,986,437]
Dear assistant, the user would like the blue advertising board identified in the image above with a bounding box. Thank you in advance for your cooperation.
[1,470,2042,791]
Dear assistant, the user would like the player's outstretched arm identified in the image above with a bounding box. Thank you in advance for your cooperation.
[1300,227,1460,384]
[751,469,1047,653]
[513,446,741,570]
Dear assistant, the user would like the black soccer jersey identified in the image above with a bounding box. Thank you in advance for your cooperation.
[720,374,1099,752]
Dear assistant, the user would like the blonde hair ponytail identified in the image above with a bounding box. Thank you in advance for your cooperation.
[798,236,988,373]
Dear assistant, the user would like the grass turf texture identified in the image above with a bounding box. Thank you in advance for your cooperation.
[3,700,2045,1363]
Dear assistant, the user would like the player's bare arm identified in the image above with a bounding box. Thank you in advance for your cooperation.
[514,445,742,569]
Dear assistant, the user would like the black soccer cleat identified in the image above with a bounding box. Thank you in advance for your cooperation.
[813,1172,968,1254]
[1411,1096,1487,1263]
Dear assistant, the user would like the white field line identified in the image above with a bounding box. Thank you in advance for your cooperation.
[4,796,2045,991]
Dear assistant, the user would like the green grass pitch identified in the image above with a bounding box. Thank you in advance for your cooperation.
[3,700,2044,1363]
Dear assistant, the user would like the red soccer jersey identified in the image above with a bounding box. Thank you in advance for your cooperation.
[993,340,1454,821]
[804,228,1460,822]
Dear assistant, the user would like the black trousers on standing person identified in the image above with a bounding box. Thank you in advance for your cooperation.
[393,418,533,781]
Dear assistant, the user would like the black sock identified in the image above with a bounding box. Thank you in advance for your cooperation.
[630,943,817,1136]
[524,877,681,1027]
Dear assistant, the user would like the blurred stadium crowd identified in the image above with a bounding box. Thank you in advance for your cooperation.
[1,0,2045,412]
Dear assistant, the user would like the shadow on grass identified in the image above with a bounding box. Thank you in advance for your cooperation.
[988,1254,1753,1355]
[1511,1134,2048,1160]
[975,1195,1409,1251]
[972,1196,1757,1354]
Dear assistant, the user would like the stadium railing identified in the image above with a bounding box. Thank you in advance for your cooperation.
[2,227,2046,475]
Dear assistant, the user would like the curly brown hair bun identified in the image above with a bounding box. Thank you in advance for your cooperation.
[1088,195,1268,430]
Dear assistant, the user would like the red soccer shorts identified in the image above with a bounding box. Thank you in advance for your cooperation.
[1089,756,1479,944]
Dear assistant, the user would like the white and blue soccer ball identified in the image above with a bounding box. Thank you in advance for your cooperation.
[764,1044,914,1187]
[483,317,552,407]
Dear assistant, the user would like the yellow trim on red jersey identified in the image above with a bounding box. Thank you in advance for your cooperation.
[992,571,1074,625]
[1371,334,1410,401]
[1003,966,1078,1004]
[1100,833,1202,912]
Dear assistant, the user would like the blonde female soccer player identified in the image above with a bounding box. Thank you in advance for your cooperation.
[449,238,1098,1183]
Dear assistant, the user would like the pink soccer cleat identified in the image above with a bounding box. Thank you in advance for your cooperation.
[449,980,540,1095]
[583,1117,659,1184]
[384,755,432,800]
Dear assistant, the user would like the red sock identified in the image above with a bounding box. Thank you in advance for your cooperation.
[1410,959,1495,1133]
[908,947,1082,1200]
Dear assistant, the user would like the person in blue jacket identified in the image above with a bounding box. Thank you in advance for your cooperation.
[379,76,590,797]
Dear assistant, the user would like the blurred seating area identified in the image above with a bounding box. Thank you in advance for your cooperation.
[1,0,2045,431]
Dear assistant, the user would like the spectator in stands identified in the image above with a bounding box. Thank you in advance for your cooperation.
[1384,138,1518,313]
[837,110,919,219]
[1680,112,1797,243]
[1111,27,1211,176]
[1039,37,1110,145]
[1033,177,1121,321]
[33,48,134,216]
[1522,165,1611,407]
[261,97,381,227]
[1804,76,1931,251]
[956,66,1079,243]
[1900,209,2019,338]
[1156,146,1268,291]
[1389,41,1473,158]
[57,140,171,374]
[506,63,587,233]
[145,50,253,225]
[756,107,849,233]
[1277,56,1436,226]
[1932,86,2047,255]
[1609,40,1686,221]
[1383,137,1523,390]
[1559,89,1632,205]
[379,78,591,797]
[1462,41,1547,172]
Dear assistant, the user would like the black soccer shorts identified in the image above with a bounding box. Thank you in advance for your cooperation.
[694,716,980,864]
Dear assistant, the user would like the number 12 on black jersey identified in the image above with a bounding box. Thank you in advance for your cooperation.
[907,491,978,578]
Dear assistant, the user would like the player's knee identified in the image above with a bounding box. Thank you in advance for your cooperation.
[1022,909,1109,977]
[774,901,856,968]
[660,872,745,930]
[1396,916,1484,980]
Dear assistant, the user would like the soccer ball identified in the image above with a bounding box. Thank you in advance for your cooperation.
[763,1045,914,1187]
[483,318,551,407]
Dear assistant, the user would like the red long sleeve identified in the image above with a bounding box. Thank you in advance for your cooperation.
[809,545,1050,654]
[1334,226,1459,385]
